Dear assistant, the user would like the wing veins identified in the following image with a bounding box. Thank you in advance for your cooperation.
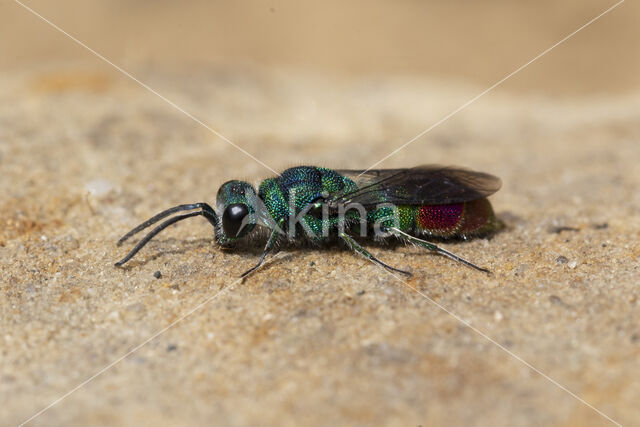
[333,165,501,207]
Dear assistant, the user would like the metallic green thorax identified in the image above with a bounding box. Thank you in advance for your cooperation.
[257,166,360,239]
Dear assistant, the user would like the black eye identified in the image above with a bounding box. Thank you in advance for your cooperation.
[222,203,249,237]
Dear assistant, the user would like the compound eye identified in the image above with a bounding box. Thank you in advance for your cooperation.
[222,203,249,237]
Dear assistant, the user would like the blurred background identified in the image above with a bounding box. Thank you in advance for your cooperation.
[3,2,640,426]
[2,0,638,96]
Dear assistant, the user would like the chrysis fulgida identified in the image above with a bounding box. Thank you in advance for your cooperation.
[116,165,502,277]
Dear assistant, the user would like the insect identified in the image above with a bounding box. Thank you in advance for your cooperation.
[115,165,502,277]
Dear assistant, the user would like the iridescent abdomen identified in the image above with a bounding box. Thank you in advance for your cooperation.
[398,198,499,239]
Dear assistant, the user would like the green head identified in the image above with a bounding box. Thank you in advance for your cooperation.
[215,180,259,245]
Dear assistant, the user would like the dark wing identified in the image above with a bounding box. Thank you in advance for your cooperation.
[333,165,501,206]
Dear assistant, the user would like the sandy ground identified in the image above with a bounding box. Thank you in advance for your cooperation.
[1,62,638,426]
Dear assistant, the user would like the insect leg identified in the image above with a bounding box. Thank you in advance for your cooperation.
[115,210,209,266]
[117,203,218,246]
[241,228,279,278]
[339,232,411,277]
[389,228,490,273]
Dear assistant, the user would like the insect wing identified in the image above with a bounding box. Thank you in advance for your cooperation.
[334,165,501,206]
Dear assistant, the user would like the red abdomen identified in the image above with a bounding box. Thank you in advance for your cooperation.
[415,198,499,238]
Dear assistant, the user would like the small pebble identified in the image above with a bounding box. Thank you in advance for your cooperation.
[153,271,162,279]
[556,256,568,264]
[493,311,504,322]
[567,260,578,269]
[549,295,564,306]
[549,226,579,234]
[85,179,114,197]
[167,344,177,352]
